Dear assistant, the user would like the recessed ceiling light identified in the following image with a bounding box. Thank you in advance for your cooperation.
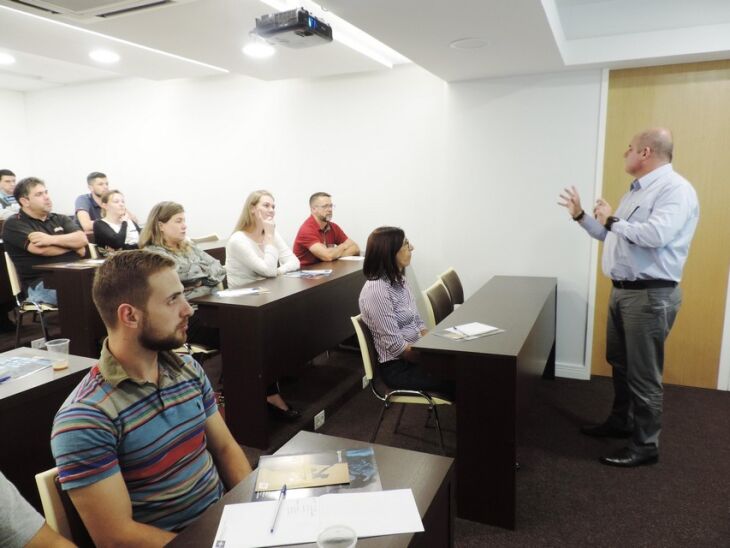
[89,49,121,64]
[242,39,276,59]
[449,38,489,50]
[0,52,16,65]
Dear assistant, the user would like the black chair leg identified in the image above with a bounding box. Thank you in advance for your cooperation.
[370,404,388,443]
[432,406,446,455]
[14,310,21,348]
[393,404,406,434]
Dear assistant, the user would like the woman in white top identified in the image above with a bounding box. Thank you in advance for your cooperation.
[226,190,300,288]
[92,190,141,253]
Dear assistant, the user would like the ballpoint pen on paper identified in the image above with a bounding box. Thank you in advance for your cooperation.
[269,484,287,534]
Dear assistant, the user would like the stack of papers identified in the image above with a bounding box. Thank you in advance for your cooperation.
[284,269,333,278]
[215,287,270,297]
[338,256,365,261]
[436,321,504,341]
[213,489,423,548]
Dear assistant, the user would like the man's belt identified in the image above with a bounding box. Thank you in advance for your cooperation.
[611,279,677,290]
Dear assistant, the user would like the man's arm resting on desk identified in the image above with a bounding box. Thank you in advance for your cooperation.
[26,523,75,548]
[67,474,176,547]
[308,238,359,262]
[205,411,252,490]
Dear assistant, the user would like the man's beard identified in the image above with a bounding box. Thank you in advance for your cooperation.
[138,320,186,352]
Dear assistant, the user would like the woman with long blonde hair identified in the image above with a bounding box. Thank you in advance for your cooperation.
[225,190,299,289]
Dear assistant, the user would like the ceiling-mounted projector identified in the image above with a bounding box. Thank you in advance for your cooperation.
[254,8,333,48]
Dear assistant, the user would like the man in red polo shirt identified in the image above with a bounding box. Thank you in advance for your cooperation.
[293,192,360,265]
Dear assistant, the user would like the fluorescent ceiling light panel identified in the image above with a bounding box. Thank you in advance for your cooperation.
[0,52,17,64]
[89,49,120,63]
[0,3,229,73]
[259,0,410,68]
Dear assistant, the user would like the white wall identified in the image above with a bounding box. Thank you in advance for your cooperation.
[0,89,29,174]
[21,65,604,376]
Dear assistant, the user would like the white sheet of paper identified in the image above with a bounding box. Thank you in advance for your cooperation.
[212,489,423,548]
[216,288,262,297]
[337,256,364,261]
[454,321,500,336]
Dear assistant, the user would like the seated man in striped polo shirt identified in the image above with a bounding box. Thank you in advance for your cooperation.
[51,250,252,545]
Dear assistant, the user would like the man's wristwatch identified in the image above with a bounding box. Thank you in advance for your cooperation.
[572,210,585,222]
[604,216,619,231]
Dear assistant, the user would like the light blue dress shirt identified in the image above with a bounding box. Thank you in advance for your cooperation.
[580,164,699,281]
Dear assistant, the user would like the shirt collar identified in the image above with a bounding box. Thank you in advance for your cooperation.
[98,338,185,387]
[633,163,673,191]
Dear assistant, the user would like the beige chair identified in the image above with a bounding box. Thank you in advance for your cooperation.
[422,280,454,329]
[87,243,99,259]
[174,342,219,360]
[35,467,92,546]
[4,252,58,348]
[351,314,452,454]
[191,233,220,244]
[439,267,464,306]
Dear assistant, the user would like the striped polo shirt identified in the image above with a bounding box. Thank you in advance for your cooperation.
[359,276,425,364]
[51,341,224,531]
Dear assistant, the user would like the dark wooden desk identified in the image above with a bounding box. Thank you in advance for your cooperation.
[169,431,455,548]
[192,261,365,448]
[0,347,97,511]
[34,240,228,358]
[413,275,557,529]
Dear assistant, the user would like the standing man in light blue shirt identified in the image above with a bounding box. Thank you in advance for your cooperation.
[559,127,699,468]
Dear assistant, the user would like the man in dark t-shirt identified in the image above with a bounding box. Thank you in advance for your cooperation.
[2,177,88,304]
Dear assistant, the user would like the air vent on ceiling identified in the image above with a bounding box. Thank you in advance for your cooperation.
[9,0,196,20]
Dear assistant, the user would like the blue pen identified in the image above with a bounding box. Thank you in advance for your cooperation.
[269,484,287,534]
[0,375,11,383]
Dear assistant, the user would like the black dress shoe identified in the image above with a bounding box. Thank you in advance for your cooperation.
[580,422,632,438]
[599,447,658,467]
[267,403,301,422]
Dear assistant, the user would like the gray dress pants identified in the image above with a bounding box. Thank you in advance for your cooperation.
[605,285,682,456]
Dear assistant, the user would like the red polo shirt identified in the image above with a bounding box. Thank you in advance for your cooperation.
[293,215,349,265]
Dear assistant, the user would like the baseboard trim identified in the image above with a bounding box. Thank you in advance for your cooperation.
[555,361,590,380]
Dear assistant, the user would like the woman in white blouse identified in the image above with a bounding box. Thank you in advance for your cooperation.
[226,190,300,288]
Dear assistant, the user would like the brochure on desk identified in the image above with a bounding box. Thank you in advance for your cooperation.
[252,447,382,501]
[0,356,53,383]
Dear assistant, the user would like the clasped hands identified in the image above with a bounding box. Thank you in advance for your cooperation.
[558,186,613,225]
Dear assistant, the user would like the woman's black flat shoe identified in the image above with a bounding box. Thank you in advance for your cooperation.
[267,403,301,422]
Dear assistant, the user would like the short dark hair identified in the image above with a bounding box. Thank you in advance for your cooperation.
[92,250,176,328]
[309,192,331,207]
[0,169,15,179]
[87,172,107,184]
[14,177,45,203]
[362,226,406,284]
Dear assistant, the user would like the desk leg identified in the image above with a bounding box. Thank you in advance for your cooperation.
[434,353,516,529]
[217,307,268,449]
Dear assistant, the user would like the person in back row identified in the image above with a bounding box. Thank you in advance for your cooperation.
[75,171,138,233]
[2,177,87,305]
[293,192,360,265]
[51,250,251,545]
[0,169,19,220]
[358,226,455,400]
[93,190,141,252]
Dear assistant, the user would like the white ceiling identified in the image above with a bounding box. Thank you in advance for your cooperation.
[1,0,730,91]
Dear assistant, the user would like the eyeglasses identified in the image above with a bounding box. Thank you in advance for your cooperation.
[315,204,335,210]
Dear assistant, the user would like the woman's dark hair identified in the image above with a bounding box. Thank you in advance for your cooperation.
[363,226,406,284]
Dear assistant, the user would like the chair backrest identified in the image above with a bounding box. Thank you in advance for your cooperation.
[439,267,464,305]
[351,315,378,381]
[191,233,220,244]
[423,281,454,329]
[4,251,22,298]
[35,467,94,547]
[35,467,72,540]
